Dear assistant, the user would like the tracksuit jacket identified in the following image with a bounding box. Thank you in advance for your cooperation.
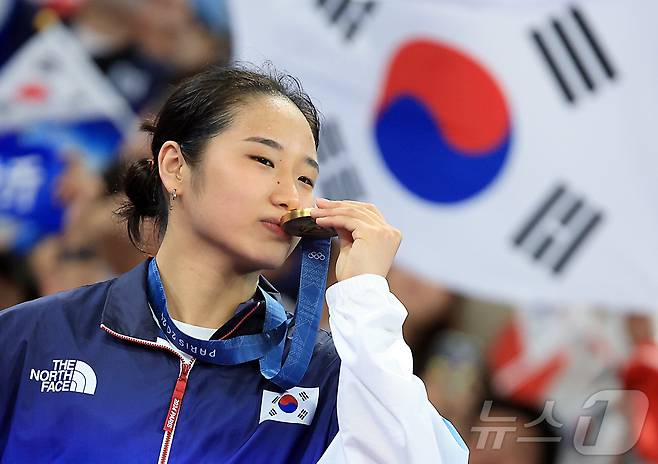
[0,260,468,463]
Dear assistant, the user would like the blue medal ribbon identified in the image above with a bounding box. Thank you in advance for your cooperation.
[148,258,288,364]
[147,237,332,390]
[260,238,331,388]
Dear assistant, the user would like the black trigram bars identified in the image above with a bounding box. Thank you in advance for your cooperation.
[318,119,345,162]
[512,184,603,274]
[298,410,309,420]
[315,0,376,41]
[317,118,367,200]
[319,167,366,201]
[531,6,617,104]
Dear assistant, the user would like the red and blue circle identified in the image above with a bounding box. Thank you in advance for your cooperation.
[278,394,298,413]
[374,39,512,204]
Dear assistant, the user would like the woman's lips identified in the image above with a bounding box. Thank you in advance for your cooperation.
[261,220,291,239]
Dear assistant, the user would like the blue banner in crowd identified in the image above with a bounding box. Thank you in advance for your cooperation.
[0,119,123,252]
[0,18,134,252]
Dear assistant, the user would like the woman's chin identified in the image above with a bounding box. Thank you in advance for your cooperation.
[239,250,288,273]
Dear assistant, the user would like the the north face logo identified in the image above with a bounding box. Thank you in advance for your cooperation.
[29,359,97,395]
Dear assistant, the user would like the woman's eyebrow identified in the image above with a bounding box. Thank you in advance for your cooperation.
[243,136,283,150]
[243,136,319,173]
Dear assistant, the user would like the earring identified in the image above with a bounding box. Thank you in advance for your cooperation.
[169,189,177,210]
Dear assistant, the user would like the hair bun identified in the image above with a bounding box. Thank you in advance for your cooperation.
[117,157,166,248]
[123,157,162,217]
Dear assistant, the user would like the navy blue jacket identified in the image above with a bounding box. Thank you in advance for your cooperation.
[0,261,340,463]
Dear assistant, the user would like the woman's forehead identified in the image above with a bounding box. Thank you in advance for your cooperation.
[233,95,307,125]
[225,96,317,148]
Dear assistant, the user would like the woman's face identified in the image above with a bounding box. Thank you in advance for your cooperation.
[179,95,318,271]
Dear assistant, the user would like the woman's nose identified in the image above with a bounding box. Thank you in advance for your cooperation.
[271,178,301,211]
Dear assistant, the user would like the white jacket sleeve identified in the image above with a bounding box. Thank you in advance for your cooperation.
[317,274,469,464]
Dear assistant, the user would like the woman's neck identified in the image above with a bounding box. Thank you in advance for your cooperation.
[154,231,261,329]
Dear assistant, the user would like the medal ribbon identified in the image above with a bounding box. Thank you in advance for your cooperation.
[148,258,288,364]
[147,237,331,390]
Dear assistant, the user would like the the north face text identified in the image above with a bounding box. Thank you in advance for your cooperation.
[29,359,97,395]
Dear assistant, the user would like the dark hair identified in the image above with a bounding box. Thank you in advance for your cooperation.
[117,65,321,249]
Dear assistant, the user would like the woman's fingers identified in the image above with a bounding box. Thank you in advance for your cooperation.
[312,207,383,226]
[312,199,384,225]
[333,199,385,220]
[314,214,368,234]
[311,198,401,280]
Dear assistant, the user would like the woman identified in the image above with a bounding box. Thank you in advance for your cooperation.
[0,66,468,463]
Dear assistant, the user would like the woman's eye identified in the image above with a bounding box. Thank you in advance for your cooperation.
[251,156,274,168]
[299,176,315,187]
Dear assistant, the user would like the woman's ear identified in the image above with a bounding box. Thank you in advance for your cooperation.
[158,141,186,194]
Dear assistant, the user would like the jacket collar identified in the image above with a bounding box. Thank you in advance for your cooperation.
[101,260,282,342]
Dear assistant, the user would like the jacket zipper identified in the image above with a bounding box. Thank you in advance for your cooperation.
[159,360,193,464]
[100,324,195,464]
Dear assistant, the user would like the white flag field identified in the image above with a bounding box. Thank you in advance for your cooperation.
[230,0,658,309]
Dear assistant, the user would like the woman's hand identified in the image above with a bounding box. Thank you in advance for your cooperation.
[310,198,402,282]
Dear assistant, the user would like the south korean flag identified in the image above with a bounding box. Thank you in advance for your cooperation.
[230,0,658,308]
[259,387,320,425]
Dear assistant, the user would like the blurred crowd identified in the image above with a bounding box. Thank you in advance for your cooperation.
[1,1,658,463]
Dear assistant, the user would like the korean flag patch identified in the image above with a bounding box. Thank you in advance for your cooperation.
[259,387,319,425]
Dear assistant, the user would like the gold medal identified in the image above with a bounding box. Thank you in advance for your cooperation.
[280,208,338,238]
